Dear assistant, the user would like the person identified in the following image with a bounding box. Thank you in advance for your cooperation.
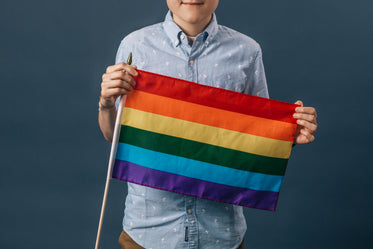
[98,1,318,248]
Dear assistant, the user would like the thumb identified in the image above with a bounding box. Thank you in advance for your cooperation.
[294,100,303,107]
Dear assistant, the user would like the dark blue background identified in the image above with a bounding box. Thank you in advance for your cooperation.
[1,0,372,248]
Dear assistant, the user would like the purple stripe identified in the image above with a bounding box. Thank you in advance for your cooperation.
[112,160,279,211]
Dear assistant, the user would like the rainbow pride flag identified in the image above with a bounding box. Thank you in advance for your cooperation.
[112,70,298,211]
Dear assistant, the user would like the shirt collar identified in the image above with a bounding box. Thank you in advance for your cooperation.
[163,10,218,47]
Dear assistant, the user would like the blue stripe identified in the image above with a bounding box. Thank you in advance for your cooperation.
[116,143,282,192]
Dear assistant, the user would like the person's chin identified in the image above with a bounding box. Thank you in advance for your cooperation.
[185,17,205,25]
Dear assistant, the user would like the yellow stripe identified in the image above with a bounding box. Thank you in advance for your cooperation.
[122,108,293,159]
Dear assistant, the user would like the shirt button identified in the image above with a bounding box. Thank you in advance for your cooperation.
[188,209,192,214]
[189,60,194,66]
[180,35,185,40]
[205,41,209,45]
[174,40,178,46]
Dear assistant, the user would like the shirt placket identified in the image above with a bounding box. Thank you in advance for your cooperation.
[182,39,199,247]
[179,34,204,83]
[184,196,198,249]
[180,35,205,249]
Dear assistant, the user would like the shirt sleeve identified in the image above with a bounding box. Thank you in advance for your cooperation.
[115,39,131,64]
[244,46,269,99]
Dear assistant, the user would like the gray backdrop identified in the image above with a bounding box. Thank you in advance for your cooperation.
[1,0,372,248]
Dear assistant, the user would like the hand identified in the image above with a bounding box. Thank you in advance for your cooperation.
[293,100,318,144]
[100,62,138,108]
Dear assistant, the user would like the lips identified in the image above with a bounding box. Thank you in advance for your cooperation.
[182,1,204,5]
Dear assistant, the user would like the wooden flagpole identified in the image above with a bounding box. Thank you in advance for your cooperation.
[94,53,132,249]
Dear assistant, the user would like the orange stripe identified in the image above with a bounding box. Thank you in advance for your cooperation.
[125,90,297,142]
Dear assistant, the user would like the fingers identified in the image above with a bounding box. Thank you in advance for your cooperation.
[293,100,318,144]
[102,70,136,87]
[294,100,303,107]
[299,128,315,143]
[295,106,317,118]
[105,62,138,76]
[293,101,318,131]
[296,119,317,133]
[294,100,317,119]
[100,62,138,102]
[293,113,317,124]
[102,87,131,98]
[294,107,317,133]
[101,79,133,93]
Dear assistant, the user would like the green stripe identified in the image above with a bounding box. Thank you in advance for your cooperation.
[120,125,288,176]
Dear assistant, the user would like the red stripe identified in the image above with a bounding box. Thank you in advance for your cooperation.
[133,70,298,123]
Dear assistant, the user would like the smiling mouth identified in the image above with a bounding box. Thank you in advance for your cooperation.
[182,2,204,6]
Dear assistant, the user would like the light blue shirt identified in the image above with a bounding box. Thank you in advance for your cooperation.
[115,11,269,249]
